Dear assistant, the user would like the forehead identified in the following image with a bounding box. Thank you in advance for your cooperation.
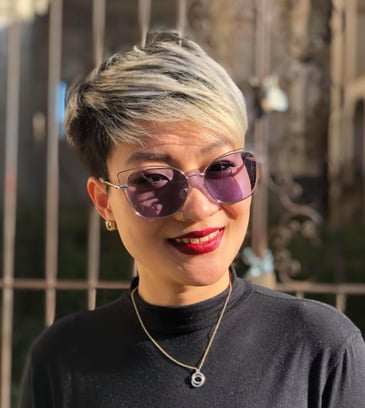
[110,137,227,167]
[108,123,243,166]
[138,120,243,147]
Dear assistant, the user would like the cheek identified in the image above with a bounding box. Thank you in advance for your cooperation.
[115,219,147,260]
[108,194,141,249]
[225,199,252,245]
[224,197,252,222]
[113,210,162,261]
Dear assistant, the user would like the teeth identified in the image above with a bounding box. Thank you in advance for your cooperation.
[175,230,220,244]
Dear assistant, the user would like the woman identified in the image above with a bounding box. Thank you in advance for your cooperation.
[20,31,365,407]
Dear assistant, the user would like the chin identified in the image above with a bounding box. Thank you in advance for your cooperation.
[177,263,229,287]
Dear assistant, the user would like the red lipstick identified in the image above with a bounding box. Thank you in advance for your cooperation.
[168,228,224,255]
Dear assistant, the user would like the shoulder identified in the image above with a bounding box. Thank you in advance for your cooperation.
[244,281,362,349]
[29,293,132,364]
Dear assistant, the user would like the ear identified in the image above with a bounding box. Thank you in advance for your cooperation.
[87,177,114,221]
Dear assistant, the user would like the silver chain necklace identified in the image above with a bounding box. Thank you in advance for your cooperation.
[131,281,232,388]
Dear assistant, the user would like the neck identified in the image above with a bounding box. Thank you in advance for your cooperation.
[136,270,231,306]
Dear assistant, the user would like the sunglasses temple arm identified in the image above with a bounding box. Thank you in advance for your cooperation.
[99,177,124,190]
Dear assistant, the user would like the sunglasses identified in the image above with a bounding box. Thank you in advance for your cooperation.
[100,149,258,219]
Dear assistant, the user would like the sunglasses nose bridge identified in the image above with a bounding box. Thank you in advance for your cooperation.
[183,171,216,202]
[185,171,204,189]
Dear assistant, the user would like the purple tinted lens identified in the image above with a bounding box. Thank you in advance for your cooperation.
[204,151,257,203]
[127,168,188,218]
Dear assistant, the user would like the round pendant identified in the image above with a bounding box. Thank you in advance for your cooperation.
[191,370,206,388]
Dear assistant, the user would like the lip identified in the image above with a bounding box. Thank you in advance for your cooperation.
[168,228,224,255]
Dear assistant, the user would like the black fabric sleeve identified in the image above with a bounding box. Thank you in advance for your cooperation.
[18,351,58,408]
[322,330,365,408]
[18,354,35,408]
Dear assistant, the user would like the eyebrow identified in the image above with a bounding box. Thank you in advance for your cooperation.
[125,152,174,165]
[125,140,229,165]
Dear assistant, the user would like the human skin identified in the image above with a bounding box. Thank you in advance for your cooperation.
[87,126,252,306]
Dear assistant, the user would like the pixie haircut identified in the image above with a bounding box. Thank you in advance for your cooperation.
[65,31,248,178]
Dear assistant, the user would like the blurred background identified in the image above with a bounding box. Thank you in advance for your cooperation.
[1,0,365,406]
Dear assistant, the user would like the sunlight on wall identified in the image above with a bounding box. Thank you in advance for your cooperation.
[0,0,49,27]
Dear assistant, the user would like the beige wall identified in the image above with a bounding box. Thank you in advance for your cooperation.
[328,0,365,225]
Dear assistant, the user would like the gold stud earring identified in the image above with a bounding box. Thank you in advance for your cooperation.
[105,220,117,231]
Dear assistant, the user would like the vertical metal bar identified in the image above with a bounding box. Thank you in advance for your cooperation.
[336,293,346,313]
[251,0,271,258]
[87,0,105,310]
[92,0,105,67]
[45,0,63,326]
[328,0,344,228]
[1,16,21,408]
[176,0,187,37]
[248,0,276,288]
[139,0,151,47]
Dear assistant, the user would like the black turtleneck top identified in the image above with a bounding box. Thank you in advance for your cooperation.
[19,274,365,407]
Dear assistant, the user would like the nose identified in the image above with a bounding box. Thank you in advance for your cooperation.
[178,172,220,221]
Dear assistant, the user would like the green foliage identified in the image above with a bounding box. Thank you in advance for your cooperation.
[288,223,365,283]
[287,222,365,335]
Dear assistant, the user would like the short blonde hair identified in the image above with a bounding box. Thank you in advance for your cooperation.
[65,31,248,177]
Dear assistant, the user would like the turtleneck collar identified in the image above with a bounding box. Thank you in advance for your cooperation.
[128,270,254,335]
